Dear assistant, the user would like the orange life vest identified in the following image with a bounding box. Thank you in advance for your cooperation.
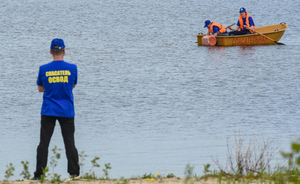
[239,12,255,33]
[207,22,226,34]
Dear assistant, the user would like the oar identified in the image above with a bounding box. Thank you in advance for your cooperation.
[244,25,285,45]
[225,23,235,29]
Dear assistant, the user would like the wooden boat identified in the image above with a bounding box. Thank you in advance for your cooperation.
[196,23,288,46]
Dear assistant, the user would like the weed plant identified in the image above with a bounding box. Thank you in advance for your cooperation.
[40,167,49,183]
[184,164,195,184]
[83,156,100,179]
[166,173,175,178]
[49,146,61,182]
[4,163,15,181]
[142,173,155,179]
[78,151,88,176]
[116,177,129,184]
[20,161,31,180]
[0,146,112,182]
[103,163,112,179]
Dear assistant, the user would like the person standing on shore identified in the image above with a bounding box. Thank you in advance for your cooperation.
[228,7,255,36]
[33,38,80,180]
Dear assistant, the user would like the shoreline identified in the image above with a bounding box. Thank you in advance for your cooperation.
[0,178,220,184]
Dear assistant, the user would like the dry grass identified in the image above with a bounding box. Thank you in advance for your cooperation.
[211,132,279,176]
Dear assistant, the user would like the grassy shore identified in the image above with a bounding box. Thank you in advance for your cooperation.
[2,135,300,184]
[0,177,270,184]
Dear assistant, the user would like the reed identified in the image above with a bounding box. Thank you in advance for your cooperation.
[200,136,300,184]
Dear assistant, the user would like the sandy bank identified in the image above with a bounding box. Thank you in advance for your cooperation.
[0,178,221,184]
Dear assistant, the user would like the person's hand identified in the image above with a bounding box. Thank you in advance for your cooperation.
[38,85,45,92]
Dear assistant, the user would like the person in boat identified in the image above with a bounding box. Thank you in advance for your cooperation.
[228,7,255,36]
[204,20,228,36]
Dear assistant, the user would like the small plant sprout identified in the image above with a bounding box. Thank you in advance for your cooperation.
[49,146,61,182]
[91,157,100,170]
[119,177,128,184]
[184,164,194,184]
[203,164,211,175]
[203,164,211,180]
[281,138,300,169]
[103,163,111,179]
[142,173,154,179]
[166,173,175,178]
[156,173,163,181]
[83,156,101,179]
[78,151,88,176]
[4,163,15,181]
[40,166,49,183]
[20,161,31,180]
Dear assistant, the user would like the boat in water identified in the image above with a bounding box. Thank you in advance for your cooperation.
[196,23,288,46]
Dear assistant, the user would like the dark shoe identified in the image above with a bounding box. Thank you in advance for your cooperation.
[31,176,41,180]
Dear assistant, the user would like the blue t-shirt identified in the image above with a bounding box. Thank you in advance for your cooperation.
[37,60,77,117]
[237,17,255,31]
[213,26,228,34]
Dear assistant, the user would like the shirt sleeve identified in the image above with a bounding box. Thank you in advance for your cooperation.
[213,26,219,34]
[37,66,43,86]
[248,17,255,26]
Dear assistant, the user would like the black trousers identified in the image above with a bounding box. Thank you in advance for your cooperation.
[34,115,80,177]
[217,33,228,36]
[229,30,252,36]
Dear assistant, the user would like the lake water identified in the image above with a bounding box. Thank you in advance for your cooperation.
[0,0,300,181]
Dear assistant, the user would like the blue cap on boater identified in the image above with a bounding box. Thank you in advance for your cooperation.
[204,20,211,28]
[239,7,246,13]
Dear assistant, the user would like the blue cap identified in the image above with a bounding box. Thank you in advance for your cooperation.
[50,38,65,49]
[204,20,211,28]
[239,7,246,13]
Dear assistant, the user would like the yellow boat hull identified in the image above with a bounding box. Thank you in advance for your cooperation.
[197,23,288,46]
